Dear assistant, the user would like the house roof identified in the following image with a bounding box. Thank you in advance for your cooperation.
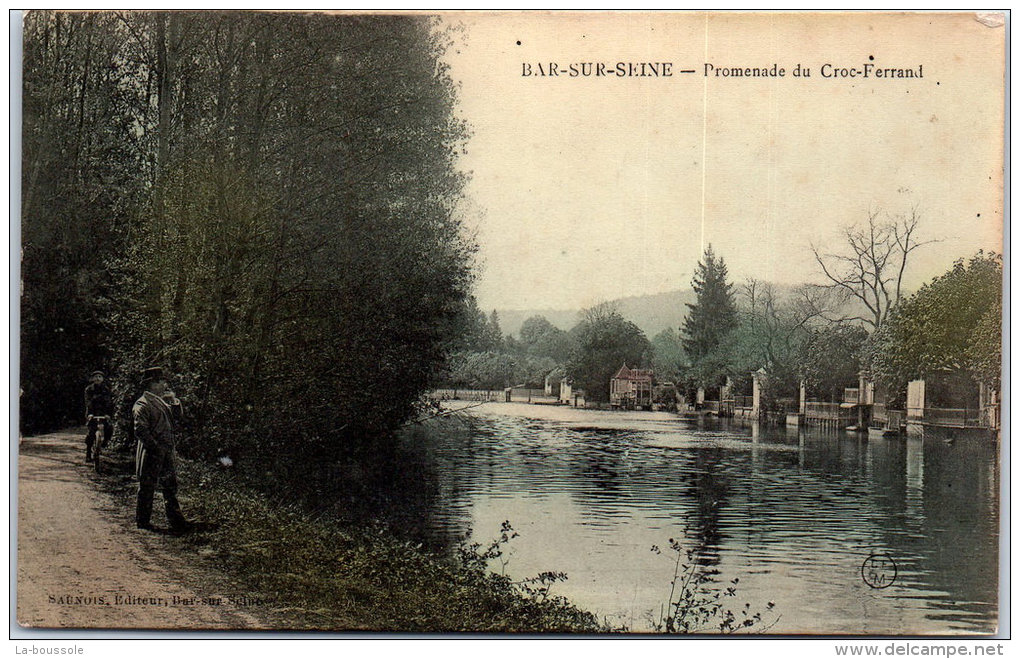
[612,363,653,381]
[545,366,566,380]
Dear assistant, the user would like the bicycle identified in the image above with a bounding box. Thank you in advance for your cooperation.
[90,415,110,474]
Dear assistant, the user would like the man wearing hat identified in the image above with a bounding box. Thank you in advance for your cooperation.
[133,367,190,533]
[83,370,113,463]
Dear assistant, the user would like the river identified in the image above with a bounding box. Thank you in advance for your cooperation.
[392,402,999,634]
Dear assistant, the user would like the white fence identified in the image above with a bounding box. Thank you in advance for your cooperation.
[429,389,504,402]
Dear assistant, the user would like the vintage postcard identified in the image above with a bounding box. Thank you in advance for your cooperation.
[15,10,1004,637]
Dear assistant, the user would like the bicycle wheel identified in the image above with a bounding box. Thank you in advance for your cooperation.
[94,421,103,474]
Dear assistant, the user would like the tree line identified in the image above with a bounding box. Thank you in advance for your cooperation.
[21,11,476,466]
[446,213,1001,410]
[444,297,648,402]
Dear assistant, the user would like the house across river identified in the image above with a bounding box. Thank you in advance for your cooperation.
[609,364,654,410]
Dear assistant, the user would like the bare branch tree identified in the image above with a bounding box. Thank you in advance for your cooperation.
[811,207,936,330]
[741,280,826,371]
[581,300,620,326]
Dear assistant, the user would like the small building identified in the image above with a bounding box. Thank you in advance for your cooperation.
[609,364,654,410]
[559,377,585,408]
[544,367,566,397]
[695,376,734,416]
[904,370,998,433]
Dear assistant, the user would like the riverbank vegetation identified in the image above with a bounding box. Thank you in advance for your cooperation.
[180,460,606,632]
[89,442,606,632]
[445,219,1000,418]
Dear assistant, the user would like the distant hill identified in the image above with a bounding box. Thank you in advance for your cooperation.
[497,289,696,339]
[496,307,584,338]
[497,283,890,340]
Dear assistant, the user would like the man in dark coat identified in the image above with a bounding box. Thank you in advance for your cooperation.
[133,367,189,533]
[83,371,114,463]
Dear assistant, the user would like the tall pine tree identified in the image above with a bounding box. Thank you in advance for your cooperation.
[485,310,504,351]
[682,246,738,362]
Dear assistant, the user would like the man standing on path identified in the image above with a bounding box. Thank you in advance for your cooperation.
[83,370,114,463]
[133,367,190,533]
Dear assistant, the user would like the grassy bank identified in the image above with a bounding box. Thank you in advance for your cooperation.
[100,442,608,633]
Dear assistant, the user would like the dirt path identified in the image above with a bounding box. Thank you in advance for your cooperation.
[16,431,271,630]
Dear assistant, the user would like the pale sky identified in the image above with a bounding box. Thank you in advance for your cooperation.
[441,12,1004,312]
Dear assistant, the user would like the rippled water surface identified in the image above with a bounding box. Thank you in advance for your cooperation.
[396,403,999,633]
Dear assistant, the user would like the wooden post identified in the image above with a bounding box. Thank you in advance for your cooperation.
[751,372,762,419]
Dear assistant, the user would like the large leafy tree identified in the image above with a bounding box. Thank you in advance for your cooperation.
[446,350,557,390]
[22,12,475,465]
[450,296,491,353]
[20,12,142,431]
[649,328,686,383]
[871,251,1002,390]
[518,315,573,362]
[800,324,869,402]
[443,313,575,391]
[728,280,828,396]
[967,298,1003,389]
[566,303,650,402]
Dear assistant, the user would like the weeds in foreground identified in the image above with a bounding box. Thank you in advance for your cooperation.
[172,455,607,632]
[458,520,573,607]
[651,536,780,634]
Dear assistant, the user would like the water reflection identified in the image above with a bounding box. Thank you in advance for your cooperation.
[392,403,998,633]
